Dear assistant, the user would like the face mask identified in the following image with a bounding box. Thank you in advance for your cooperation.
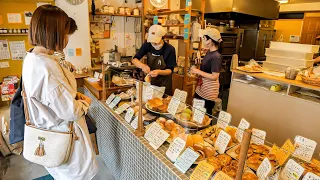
[152,42,163,50]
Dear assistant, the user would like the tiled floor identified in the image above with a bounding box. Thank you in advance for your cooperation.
[0,154,114,180]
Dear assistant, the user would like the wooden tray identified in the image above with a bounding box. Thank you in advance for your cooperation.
[236,66,263,73]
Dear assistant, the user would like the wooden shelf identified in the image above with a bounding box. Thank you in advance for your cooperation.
[147,9,202,17]
[90,12,141,18]
[92,38,110,40]
[163,24,184,27]
[0,33,28,36]
[90,21,109,23]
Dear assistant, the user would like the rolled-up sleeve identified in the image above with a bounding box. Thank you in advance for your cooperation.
[47,84,89,121]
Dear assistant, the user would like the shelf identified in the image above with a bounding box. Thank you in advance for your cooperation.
[90,21,109,23]
[147,9,202,17]
[90,12,141,18]
[92,38,110,40]
[0,33,28,36]
[163,24,184,27]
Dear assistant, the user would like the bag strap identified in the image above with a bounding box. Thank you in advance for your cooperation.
[21,81,74,133]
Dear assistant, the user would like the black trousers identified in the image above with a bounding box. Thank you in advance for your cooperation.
[194,93,215,116]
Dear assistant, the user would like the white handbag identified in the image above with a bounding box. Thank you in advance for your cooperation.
[22,84,78,168]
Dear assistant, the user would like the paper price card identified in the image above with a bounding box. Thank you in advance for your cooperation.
[193,98,205,110]
[166,137,186,162]
[302,172,320,180]
[145,86,154,100]
[251,128,266,145]
[280,159,305,180]
[174,148,199,173]
[168,98,180,115]
[106,93,116,104]
[173,89,188,103]
[144,123,162,142]
[115,103,130,115]
[192,107,206,124]
[214,130,231,154]
[130,116,138,130]
[125,108,134,123]
[275,139,295,166]
[257,158,272,179]
[212,171,233,180]
[109,96,121,109]
[190,161,215,180]
[235,118,250,142]
[149,129,170,150]
[217,111,231,130]
[293,136,317,162]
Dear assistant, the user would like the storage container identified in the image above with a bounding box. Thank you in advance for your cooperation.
[269,41,320,53]
[266,56,314,68]
[263,61,304,73]
[265,48,314,60]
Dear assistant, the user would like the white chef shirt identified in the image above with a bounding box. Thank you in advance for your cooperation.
[22,52,98,180]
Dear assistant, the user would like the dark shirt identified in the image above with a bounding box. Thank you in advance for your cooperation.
[133,42,177,70]
[201,50,222,74]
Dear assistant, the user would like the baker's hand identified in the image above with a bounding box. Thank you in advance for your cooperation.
[142,65,150,74]
[190,67,200,75]
[149,70,159,77]
[76,92,92,105]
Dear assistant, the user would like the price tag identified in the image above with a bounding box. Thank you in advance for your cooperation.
[280,159,305,180]
[193,98,205,111]
[115,103,130,115]
[106,93,116,104]
[214,130,231,154]
[174,148,199,173]
[125,108,134,123]
[166,137,186,162]
[190,161,215,180]
[168,98,180,115]
[257,158,272,179]
[192,107,206,124]
[153,16,158,25]
[217,111,231,130]
[173,89,188,103]
[275,139,295,166]
[302,172,320,180]
[144,123,162,142]
[251,128,266,145]
[149,129,170,150]
[130,116,138,130]
[235,118,250,142]
[293,136,317,162]
[212,171,233,180]
[109,96,121,109]
[145,86,154,100]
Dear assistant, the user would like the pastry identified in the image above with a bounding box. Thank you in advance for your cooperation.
[196,150,206,161]
[191,134,204,145]
[186,135,194,147]
[203,146,215,158]
[133,106,140,113]
[165,120,175,131]
[193,143,204,152]
[242,172,258,180]
[222,166,237,178]
[156,117,167,126]
[207,157,222,171]
[217,154,232,166]
[247,156,261,164]
[209,134,216,141]
[144,74,151,83]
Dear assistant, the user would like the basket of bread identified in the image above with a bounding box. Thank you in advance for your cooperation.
[174,108,211,129]
[300,66,320,87]
[146,97,186,115]
[148,118,186,142]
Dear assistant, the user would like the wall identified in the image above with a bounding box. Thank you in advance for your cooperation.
[273,19,304,42]
[280,2,320,12]
[56,0,91,68]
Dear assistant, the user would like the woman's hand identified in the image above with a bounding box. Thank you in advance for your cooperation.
[142,64,150,74]
[76,92,92,105]
[190,66,200,75]
[149,70,159,77]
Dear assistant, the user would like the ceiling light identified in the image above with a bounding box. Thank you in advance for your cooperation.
[277,0,289,3]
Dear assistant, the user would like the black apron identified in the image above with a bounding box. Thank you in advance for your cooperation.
[147,52,172,95]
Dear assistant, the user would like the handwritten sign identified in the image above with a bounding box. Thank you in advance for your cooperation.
[174,148,199,173]
[173,89,188,103]
[257,158,272,179]
[130,116,138,130]
[166,137,186,162]
[275,139,295,166]
[192,107,206,124]
[145,86,154,100]
[190,161,215,180]
[235,118,250,142]
[193,98,205,111]
[293,136,317,162]
[115,103,130,115]
[125,108,134,123]
[168,98,180,115]
[149,129,170,150]
[212,171,233,180]
[214,130,231,154]
[106,93,116,104]
[251,128,266,145]
[144,123,163,142]
[302,172,320,180]
[217,111,231,130]
[280,159,305,180]
[109,96,121,109]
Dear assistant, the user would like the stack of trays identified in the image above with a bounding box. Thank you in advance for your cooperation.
[263,41,320,72]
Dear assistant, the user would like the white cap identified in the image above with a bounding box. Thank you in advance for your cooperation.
[147,25,166,43]
[203,28,222,43]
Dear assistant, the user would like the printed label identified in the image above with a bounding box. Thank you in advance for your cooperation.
[125,108,134,123]
[109,96,121,109]
[251,128,266,145]
[115,103,130,115]
[280,159,305,180]
[257,158,272,179]
[192,107,206,124]
[106,93,116,104]
[174,148,199,173]
[235,118,250,142]
[214,130,231,154]
[217,111,232,130]
[190,161,215,180]
[293,136,317,162]
[166,137,186,162]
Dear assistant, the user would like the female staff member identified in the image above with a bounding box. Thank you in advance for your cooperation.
[132,25,177,95]
[190,28,222,116]
[23,5,97,180]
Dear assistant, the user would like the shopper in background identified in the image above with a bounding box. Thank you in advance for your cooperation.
[132,25,176,95]
[23,5,98,180]
[190,28,222,116]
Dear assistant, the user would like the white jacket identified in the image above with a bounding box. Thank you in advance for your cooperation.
[22,52,98,180]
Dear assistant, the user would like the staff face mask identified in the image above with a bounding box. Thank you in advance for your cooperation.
[152,41,164,50]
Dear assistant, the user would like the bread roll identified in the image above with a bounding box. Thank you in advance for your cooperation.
[193,143,204,151]
[203,146,215,158]
[186,134,194,147]
[191,134,204,145]
[144,75,151,83]
[165,120,175,131]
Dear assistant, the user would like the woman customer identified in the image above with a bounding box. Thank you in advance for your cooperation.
[23,5,98,180]
[190,28,222,116]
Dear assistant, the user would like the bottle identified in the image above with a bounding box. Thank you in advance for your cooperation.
[4,28,8,33]
[0,28,3,34]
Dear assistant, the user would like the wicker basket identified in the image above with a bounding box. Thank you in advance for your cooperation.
[301,76,320,87]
